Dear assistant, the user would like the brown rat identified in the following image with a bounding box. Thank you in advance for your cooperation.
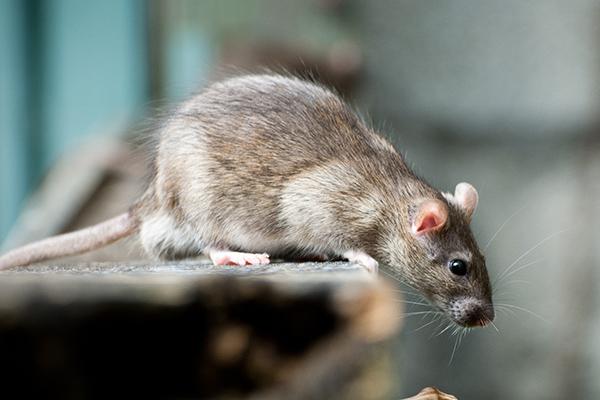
[0,74,494,327]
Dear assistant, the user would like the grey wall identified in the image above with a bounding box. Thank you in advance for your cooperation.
[353,1,600,399]
[358,0,600,139]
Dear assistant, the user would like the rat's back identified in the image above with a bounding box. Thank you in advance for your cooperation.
[163,74,386,167]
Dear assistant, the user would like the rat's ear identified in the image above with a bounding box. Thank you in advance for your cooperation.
[411,199,448,236]
[454,182,478,220]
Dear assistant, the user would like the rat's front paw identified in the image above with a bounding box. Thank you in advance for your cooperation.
[342,250,378,274]
[404,387,457,400]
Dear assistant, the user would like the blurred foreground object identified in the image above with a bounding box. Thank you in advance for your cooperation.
[0,261,401,399]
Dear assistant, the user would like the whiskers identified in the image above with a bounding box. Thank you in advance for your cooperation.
[448,326,471,365]
[381,270,447,330]
[493,228,570,288]
[487,318,500,333]
[494,303,548,323]
[484,205,526,251]
[412,314,445,332]
[486,210,572,330]
[381,269,477,364]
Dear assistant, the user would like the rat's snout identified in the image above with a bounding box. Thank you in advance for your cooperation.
[448,297,495,327]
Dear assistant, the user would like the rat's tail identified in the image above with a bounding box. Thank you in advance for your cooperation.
[0,212,138,270]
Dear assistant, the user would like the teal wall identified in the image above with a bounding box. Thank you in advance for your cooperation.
[0,0,149,242]
[0,0,30,243]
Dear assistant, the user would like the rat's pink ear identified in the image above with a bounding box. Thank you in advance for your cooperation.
[411,199,448,236]
[454,182,478,220]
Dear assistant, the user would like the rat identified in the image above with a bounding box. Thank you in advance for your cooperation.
[0,74,494,327]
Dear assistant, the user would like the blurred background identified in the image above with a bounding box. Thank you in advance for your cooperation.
[1,0,599,399]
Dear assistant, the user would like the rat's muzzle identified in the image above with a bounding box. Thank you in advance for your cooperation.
[448,297,495,327]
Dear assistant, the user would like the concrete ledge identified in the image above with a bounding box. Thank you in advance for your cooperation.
[0,259,367,275]
[0,261,400,399]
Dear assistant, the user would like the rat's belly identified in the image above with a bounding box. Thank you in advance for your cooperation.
[218,219,337,258]
[220,222,289,254]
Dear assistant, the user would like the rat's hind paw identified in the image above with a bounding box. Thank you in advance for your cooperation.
[403,387,457,400]
[207,249,270,266]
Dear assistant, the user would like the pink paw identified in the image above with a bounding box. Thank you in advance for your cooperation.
[343,250,379,274]
[208,249,270,266]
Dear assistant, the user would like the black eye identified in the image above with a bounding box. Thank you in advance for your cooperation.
[449,259,467,276]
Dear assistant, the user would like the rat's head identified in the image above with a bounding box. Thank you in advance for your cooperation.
[390,182,494,327]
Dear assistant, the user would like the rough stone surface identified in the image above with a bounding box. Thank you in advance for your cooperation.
[0,259,366,275]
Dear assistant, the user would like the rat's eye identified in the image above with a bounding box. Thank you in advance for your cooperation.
[448,259,467,276]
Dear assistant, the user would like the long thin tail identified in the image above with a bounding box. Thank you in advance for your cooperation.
[0,212,138,270]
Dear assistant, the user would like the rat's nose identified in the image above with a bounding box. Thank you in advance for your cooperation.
[450,298,495,327]
[465,303,495,327]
